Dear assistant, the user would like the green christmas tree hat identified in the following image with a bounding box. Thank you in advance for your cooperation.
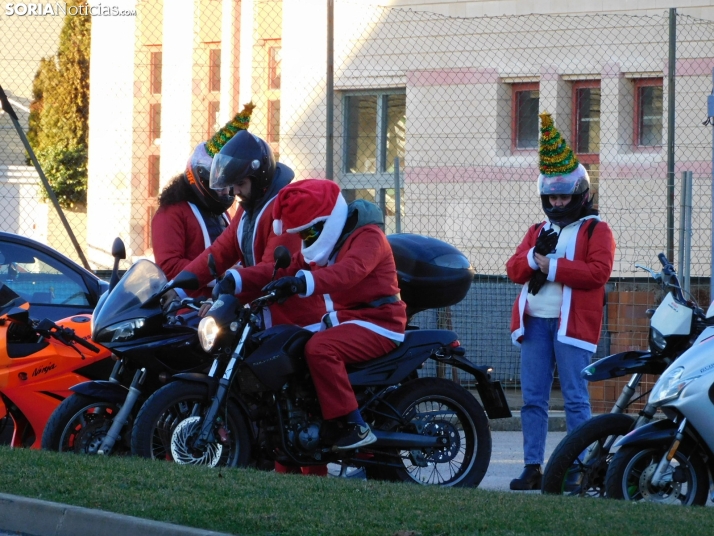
[205,101,255,157]
[538,112,579,177]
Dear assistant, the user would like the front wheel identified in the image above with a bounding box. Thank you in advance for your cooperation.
[541,413,636,497]
[131,381,251,468]
[41,394,127,454]
[368,377,492,487]
[605,443,710,505]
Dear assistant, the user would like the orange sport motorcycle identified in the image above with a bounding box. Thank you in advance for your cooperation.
[0,284,114,448]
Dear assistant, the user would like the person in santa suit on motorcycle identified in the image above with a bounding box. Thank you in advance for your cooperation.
[257,178,408,451]
[182,133,328,475]
[151,103,254,299]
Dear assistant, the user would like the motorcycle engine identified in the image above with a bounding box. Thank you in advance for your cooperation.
[287,419,322,452]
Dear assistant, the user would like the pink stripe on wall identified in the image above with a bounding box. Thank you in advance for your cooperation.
[403,161,712,184]
[407,68,500,87]
[669,58,714,77]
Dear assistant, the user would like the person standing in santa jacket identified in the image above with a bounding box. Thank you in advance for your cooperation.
[151,103,253,299]
[258,178,408,451]
[506,112,616,491]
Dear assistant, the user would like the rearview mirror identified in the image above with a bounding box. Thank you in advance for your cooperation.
[273,246,291,270]
[7,307,29,324]
[171,271,199,291]
[109,237,126,292]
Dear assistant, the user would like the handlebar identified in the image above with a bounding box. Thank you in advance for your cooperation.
[34,318,101,353]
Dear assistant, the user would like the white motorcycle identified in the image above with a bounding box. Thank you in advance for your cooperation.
[604,300,714,505]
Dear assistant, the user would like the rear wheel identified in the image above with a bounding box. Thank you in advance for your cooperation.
[41,394,127,454]
[131,381,251,467]
[541,413,636,497]
[606,444,709,505]
[367,377,491,487]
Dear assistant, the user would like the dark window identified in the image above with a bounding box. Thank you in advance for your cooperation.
[512,83,539,150]
[574,82,601,155]
[269,46,281,90]
[209,48,221,93]
[635,79,663,146]
[148,155,160,198]
[149,103,161,142]
[207,101,220,138]
[344,91,406,175]
[150,50,162,94]
[268,99,281,143]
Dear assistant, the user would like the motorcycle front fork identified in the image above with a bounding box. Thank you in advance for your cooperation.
[648,417,687,488]
[97,367,147,455]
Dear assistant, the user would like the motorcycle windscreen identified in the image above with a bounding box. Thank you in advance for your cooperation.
[92,259,167,334]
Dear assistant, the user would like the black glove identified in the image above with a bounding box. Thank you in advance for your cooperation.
[262,275,307,303]
[534,228,559,256]
[212,272,236,301]
[528,228,559,296]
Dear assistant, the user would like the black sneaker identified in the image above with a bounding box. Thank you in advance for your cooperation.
[332,423,377,451]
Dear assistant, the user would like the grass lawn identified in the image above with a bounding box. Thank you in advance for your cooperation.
[1,446,713,536]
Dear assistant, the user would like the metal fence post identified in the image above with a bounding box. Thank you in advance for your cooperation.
[678,171,692,294]
[394,157,401,233]
[709,67,714,301]
[326,0,334,180]
[666,7,677,263]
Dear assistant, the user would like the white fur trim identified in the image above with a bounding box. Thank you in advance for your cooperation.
[273,219,283,235]
[187,202,212,249]
[301,194,348,266]
[287,215,329,233]
[226,268,242,294]
[297,269,315,297]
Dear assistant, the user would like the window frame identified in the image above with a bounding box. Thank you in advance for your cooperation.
[571,79,601,166]
[340,88,406,190]
[511,82,540,153]
[633,77,663,148]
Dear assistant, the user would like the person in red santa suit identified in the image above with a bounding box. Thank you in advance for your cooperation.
[182,133,328,475]
[151,103,253,299]
[259,178,408,451]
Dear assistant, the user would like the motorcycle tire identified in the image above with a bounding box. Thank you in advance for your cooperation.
[366,377,491,487]
[41,394,127,454]
[541,413,636,497]
[131,381,251,468]
[605,443,709,506]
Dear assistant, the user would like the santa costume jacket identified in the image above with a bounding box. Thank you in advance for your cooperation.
[152,200,229,299]
[507,217,615,353]
[182,164,324,329]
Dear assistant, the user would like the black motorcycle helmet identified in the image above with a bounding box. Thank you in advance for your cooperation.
[209,131,276,206]
[184,142,235,214]
[539,164,592,227]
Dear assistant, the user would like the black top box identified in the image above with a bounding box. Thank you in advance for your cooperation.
[387,233,475,317]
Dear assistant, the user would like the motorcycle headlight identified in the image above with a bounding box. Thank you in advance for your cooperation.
[199,316,220,352]
[95,318,146,343]
[649,365,699,406]
[649,327,666,353]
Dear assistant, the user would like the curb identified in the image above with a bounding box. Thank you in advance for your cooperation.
[0,493,231,536]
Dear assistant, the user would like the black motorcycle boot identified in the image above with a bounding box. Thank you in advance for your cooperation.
[509,464,543,491]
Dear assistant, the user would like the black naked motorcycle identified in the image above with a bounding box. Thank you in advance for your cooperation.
[541,253,709,496]
[41,238,213,455]
[131,234,512,487]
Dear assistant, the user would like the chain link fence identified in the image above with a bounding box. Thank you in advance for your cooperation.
[2,1,714,409]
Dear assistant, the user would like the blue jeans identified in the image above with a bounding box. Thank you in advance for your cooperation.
[520,315,592,465]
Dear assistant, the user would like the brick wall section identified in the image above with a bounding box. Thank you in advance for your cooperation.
[589,290,656,414]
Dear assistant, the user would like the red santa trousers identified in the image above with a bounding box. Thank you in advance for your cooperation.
[304,323,397,421]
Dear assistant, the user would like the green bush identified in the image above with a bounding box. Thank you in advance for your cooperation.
[28,0,90,209]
